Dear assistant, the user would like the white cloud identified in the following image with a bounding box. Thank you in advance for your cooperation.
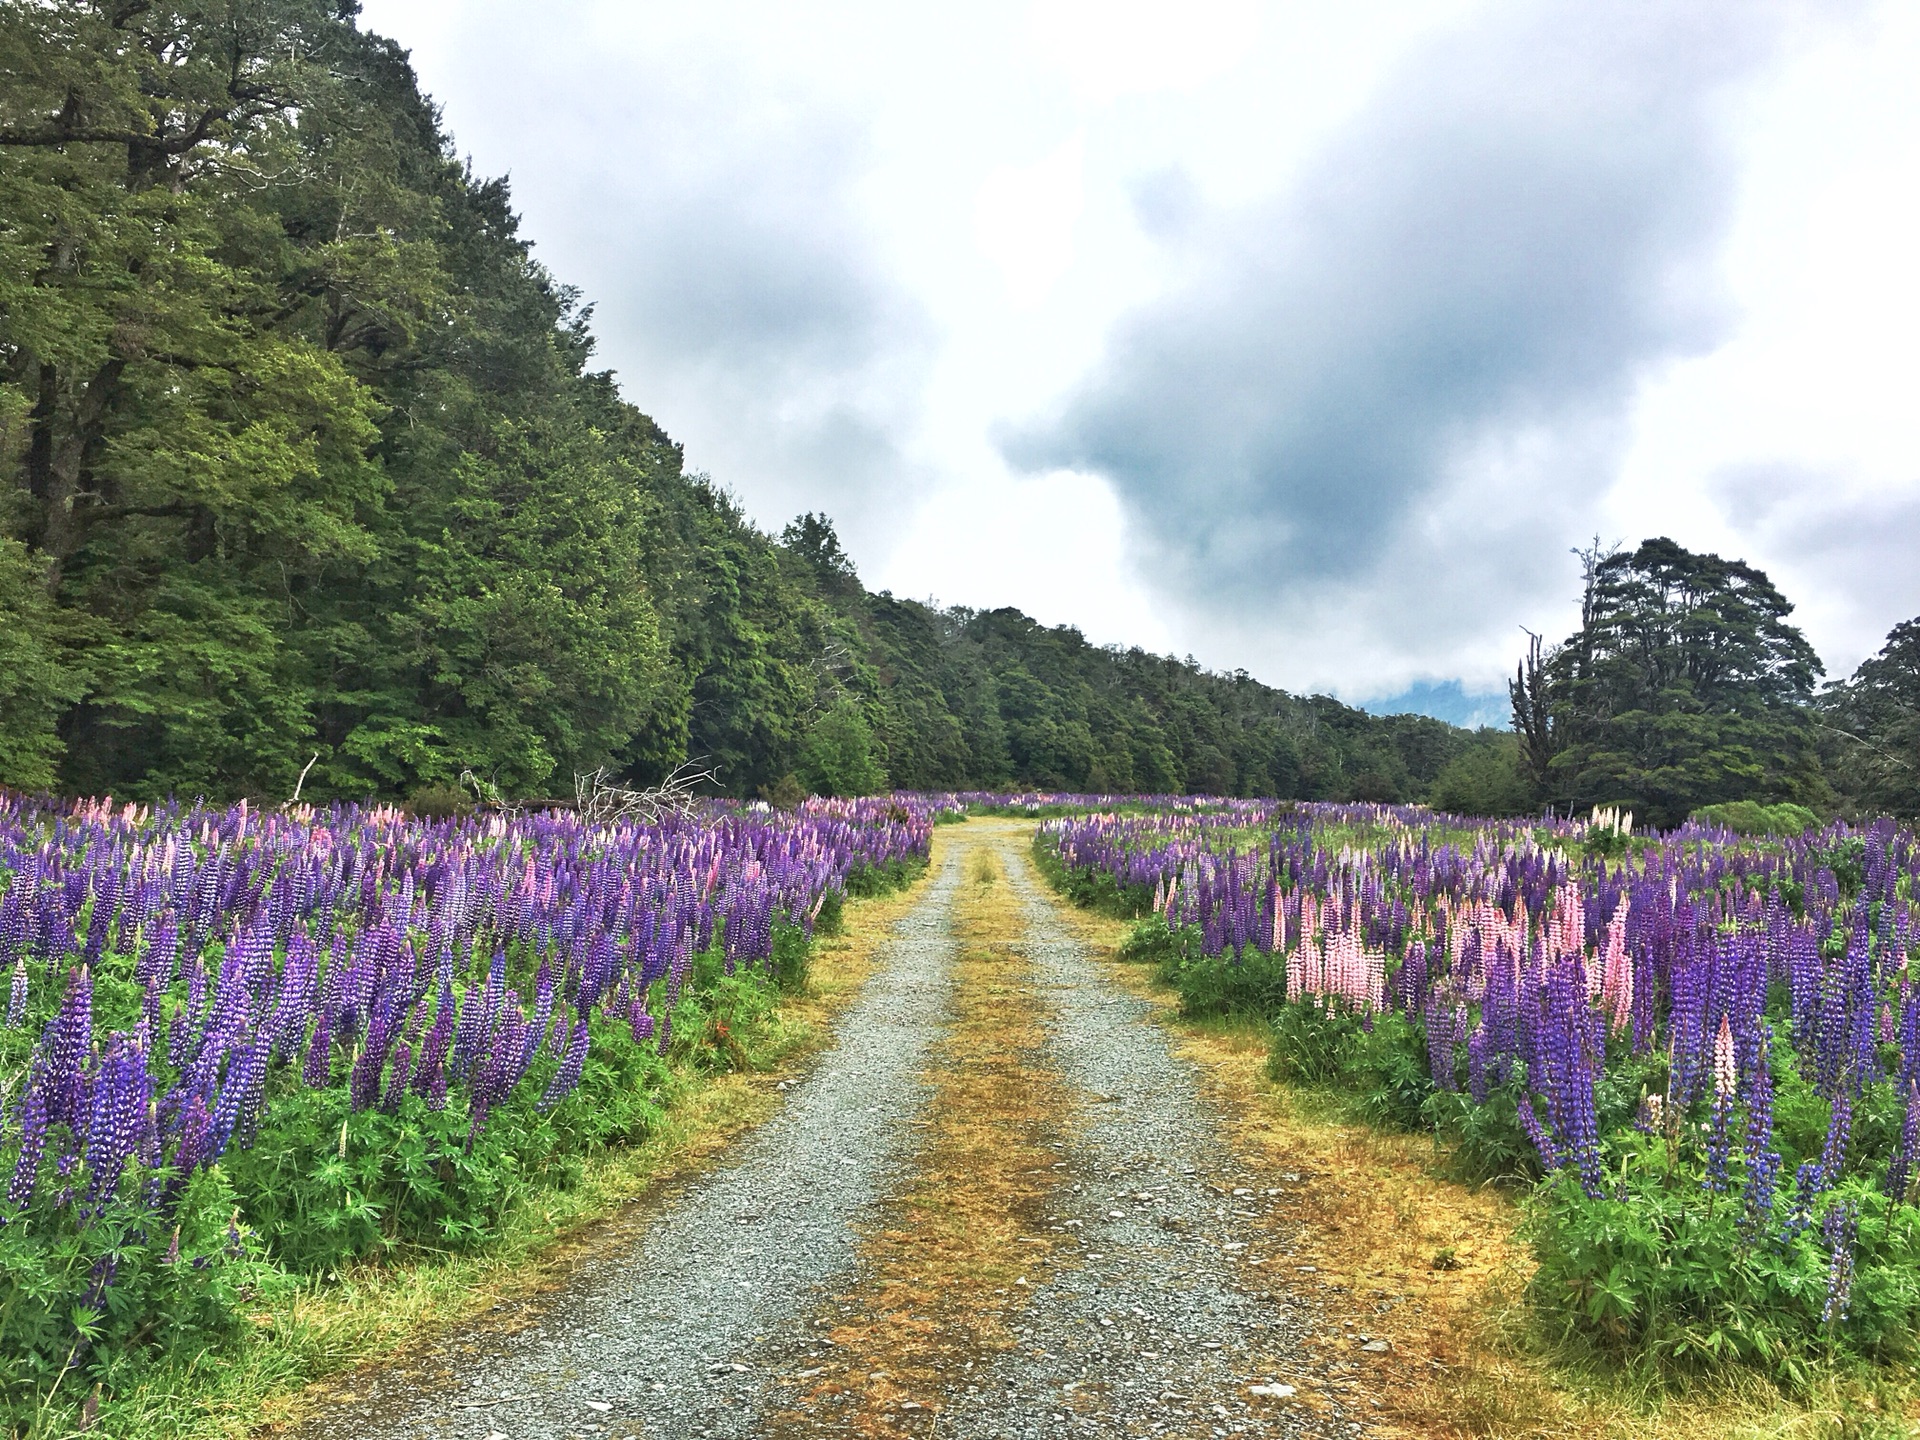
[973,134,1086,309]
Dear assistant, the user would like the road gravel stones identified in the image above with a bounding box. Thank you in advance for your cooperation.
[925,837,1353,1440]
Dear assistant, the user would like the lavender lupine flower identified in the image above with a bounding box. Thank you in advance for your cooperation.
[6,959,24,1028]
[1821,1199,1860,1325]
[1635,1091,1663,1136]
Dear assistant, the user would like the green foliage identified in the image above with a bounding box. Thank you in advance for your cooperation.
[0,907,827,1427]
[1263,1005,1432,1130]
[1692,800,1820,836]
[0,1167,271,1426]
[1527,1170,1920,1386]
[1168,944,1290,1021]
[797,698,888,798]
[841,854,926,899]
[1428,733,1534,817]
[1117,914,1180,964]
[1030,835,1154,918]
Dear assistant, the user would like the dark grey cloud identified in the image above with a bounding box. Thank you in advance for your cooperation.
[1009,1,1808,609]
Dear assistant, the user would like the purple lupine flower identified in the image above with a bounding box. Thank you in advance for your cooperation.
[1817,1088,1854,1190]
[1740,1024,1782,1233]
[411,976,457,1110]
[209,1040,269,1159]
[539,1018,592,1110]
[381,1041,413,1113]
[303,1002,335,1088]
[82,1031,153,1214]
[6,1065,50,1210]
[1886,1080,1920,1205]
[43,963,93,1130]
[170,957,209,1070]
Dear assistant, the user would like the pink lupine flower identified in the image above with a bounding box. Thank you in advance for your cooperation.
[1599,897,1632,1032]
[1713,1014,1737,1099]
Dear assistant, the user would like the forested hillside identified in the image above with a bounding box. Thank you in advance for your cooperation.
[0,0,1501,806]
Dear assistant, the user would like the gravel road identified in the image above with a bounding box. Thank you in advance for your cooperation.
[287,826,1365,1440]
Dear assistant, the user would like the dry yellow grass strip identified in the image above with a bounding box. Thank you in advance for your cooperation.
[766,824,1078,1438]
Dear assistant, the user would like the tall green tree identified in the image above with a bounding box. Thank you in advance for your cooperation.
[2,1,678,799]
[1821,615,1920,820]
[1511,537,1825,826]
[2,0,390,794]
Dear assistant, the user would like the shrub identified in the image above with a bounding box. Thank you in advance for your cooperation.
[1429,739,1533,818]
[760,773,807,810]
[797,700,887,798]
[1692,800,1820,837]
[0,1168,270,1420]
[403,782,473,818]
[1168,944,1289,1020]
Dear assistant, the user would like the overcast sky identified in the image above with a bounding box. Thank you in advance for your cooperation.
[358,0,1920,718]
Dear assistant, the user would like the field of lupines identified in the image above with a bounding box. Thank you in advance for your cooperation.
[929,790,1278,818]
[1043,802,1920,1383]
[0,791,930,1419]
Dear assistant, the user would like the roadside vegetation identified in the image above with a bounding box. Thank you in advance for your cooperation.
[1038,803,1920,1436]
[0,792,931,1437]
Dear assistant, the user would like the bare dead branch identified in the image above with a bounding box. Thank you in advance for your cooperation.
[572,759,721,826]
